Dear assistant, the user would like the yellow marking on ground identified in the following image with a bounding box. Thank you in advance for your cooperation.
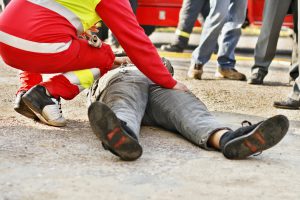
[156,26,293,37]
[158,51,291,63]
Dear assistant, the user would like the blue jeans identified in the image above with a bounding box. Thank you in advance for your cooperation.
[192,0,247,69]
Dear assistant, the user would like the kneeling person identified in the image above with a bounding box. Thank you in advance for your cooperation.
[87,58,289,161]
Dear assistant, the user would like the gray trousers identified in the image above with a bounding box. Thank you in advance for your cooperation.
[173,0,210,48]
[252,0,298,74]
[290,32,299,81]
[289,0,300,100]
[93,68,227,150]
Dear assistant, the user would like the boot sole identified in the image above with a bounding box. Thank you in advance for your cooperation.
[22,92,66,127]
[88,102,142,161]
[273,104,300,110]
[14,102,38,120]
[187,71,203,80]
[187,75,202,80]
[223,115,289,159]
[215,72,246,81]
[247,80,263,85]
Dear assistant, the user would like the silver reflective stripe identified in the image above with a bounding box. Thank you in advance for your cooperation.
[63,68,101,92]
[63,71,85,91]
[0,31,71,53]
[28,0,84,35]
[90,68,101,81]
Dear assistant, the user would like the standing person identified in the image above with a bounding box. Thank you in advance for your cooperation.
[273,0,300,109]
[160,0,210,53]
[0,0,187,127]
[188,0,247,81]
[248,0,298,85]
[87,59,289,161]
[108,0,138,49]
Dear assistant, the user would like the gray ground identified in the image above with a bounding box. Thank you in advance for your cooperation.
[0,33,300,200]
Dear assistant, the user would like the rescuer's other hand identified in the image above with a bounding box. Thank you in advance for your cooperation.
[172,81,189,92]
[112,57,132,69]
[114,56,131,65]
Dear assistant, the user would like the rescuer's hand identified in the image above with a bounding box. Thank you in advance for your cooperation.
[111,57,132,69]
[114,56,131,65]
[172,82,189,92]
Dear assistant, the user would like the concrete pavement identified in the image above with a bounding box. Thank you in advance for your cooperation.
[0,32,300,200]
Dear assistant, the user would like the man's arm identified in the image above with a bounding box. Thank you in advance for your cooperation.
[96,0,177,89]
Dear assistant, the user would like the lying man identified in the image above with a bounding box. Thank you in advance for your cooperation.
[87,58,289,161]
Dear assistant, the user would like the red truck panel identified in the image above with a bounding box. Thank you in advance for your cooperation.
[136,0,294,28]
[136,6,181,26]
[137,0,182,26]
[138,0,182,7]
[247,0,294,27]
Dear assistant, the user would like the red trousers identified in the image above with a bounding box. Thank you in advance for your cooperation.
[0,0,176,100]
[1,39,114,99]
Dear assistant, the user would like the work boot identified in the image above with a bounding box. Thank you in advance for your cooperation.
[273,98,300,110]
[22,85,66,127]
[187,62,203,80]
[220,115,289,159]
[215,67,246,81]
[14,91,38,120]
[88,102,142,161]
[247,69,267,85]
[160,44,184,53]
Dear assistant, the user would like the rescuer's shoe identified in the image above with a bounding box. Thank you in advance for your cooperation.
[22,85,66,127]
[88,102,142,161]
[215,67,246,81]
[14,90,38,120]
[220,115,289,159]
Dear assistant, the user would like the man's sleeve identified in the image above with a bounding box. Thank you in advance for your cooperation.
[95,0,177,88]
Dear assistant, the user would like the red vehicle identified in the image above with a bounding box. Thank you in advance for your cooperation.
[136,0,294,33]
[247,0,293,27]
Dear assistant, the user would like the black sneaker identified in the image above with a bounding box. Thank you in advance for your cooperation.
[88,102,142,161]
[247,69,267,85]
[220,115,289,159]
[14,91,38,120]
[273,98,300,110]
[160,44,184,53]
[22,85,66,127]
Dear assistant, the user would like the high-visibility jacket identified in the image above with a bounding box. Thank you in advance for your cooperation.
[0,0,177,89]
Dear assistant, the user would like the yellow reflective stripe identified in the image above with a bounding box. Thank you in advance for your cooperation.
[63,68,100,91]
[28,0,101,33]
[175,29,190,38]
[63,71,84,91]
[55,0,101,32]
[28,0,84,34]
[0,31,71,53]
[74,69,95,89]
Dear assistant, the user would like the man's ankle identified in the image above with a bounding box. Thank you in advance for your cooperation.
[208,129,230,150]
